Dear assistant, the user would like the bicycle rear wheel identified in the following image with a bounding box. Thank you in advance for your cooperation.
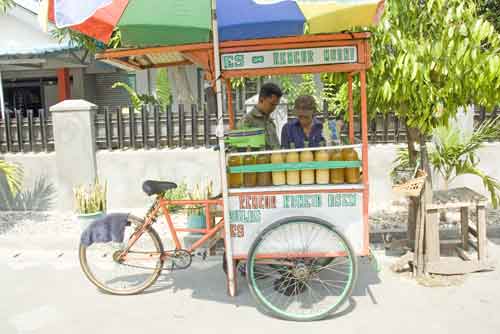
[246,216,357,321]
[79,215,164,295]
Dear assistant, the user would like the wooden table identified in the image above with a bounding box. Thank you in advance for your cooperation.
[424,187,494,274]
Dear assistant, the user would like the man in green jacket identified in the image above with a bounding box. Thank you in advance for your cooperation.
[238,82,283,149]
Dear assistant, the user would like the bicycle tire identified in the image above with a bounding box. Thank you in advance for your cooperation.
[246,216,357,321]
[79,215,164,295]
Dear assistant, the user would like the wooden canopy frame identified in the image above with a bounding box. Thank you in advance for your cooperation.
[96,32,372,258]
[96,32,371,128]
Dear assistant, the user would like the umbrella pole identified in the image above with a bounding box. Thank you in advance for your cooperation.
[211,0,236,297]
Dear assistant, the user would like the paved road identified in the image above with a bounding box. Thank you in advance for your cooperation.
[2,245,500,334]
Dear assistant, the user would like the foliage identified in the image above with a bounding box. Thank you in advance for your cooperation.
[367,0,500,135]
[430,115,500,206]
[392,116,500,207]
[0,0,13,13]
[5,178,56,211]
[163,181,189,213]
[279,74,319,107]
[186,180,214,216]
[479,0,500,33]
[155,69,172,107]
[112,69,172,110]
[0,160,23,195]
[74,179,107,214]
[111,82,156,110]
[51,27,122,54]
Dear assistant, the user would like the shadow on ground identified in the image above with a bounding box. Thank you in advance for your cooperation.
[125,255,383,319]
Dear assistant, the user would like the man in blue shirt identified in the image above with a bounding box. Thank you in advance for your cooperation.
[281,95,325,148]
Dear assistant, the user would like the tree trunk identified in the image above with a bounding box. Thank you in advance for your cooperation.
[406,126,420,248]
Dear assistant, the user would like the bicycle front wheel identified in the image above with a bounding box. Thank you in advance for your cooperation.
[79,215,164,295]
[246,216,357,321]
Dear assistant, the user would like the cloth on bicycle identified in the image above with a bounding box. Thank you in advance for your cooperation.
[80,213,129,247]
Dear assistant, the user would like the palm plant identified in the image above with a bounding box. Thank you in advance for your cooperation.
[0,160,23,195]
[392,115,500,207]
[431,116,500,207]
[112,68,171,110]
[0,0,14,13]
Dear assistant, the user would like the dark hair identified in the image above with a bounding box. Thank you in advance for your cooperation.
[294,95,317,113]
[259,82,283,99]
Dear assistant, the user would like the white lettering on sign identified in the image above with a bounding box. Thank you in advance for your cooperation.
[221,46,358,70]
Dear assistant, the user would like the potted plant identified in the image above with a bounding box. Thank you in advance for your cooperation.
[186,181,213,232]
[74,179,107,232]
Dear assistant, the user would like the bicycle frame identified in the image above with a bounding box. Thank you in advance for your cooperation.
[119,196,225,262]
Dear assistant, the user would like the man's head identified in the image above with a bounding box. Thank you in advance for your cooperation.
[294,95,317,129]
[257,82,283,115]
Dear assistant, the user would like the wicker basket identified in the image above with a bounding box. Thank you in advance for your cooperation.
[392,171,427,197]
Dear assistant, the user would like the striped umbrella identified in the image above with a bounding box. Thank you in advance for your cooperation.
[48,0,384,46]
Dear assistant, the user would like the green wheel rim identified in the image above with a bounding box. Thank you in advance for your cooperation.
[247,218,356,321]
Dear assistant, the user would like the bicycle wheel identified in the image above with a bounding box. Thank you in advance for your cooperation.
[246,216,357,321]
[79,215,164,295]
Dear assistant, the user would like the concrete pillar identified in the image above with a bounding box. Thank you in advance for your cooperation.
[50,100,98,211]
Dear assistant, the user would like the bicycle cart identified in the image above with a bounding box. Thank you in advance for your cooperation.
[74,1,381,321]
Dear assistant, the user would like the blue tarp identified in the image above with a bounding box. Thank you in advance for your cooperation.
[217,0,305,41]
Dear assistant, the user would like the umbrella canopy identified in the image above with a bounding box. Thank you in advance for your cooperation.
[50,0,384,46]
[118,0,212,47]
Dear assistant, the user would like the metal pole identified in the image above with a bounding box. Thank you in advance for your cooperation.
[348,73,354,144]
[211,0,236,297]
[360,70,370,254]
[0,71,5,119]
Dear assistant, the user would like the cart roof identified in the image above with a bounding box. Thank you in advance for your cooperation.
[96,32,373,78]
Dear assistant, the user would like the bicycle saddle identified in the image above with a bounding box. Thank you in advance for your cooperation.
[142,180,177,196]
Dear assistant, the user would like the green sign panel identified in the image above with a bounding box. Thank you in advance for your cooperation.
[221,46,357,70]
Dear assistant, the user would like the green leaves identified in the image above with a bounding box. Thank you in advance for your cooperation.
[0,160,23,195]
[364,0,500,134]
[0,0,14,13]
[156,68,172,108]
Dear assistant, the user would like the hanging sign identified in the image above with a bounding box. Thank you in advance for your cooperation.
[221,46,358,70]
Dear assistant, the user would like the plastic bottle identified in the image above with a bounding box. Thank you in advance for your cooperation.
[300,141,315,185]
[315,141,330,184]
[330,149,345,184]
[227,153,242,188]
[243,147,257,187]
[286,143,300,185]
[256,151,272,186]
[342,148,361,184]
[270,152,286,186]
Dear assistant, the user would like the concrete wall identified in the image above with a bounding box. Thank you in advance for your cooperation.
[3,142,500,212]
[96,148,221,209]
[2,153,58,191]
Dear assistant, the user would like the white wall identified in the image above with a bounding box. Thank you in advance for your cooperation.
[3,143,500,212]
[96,148,221,209]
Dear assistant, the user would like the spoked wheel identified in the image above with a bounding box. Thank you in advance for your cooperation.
[79,215,164,295]
[246,216,357,321]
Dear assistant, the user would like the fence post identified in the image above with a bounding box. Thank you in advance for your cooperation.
[50,100,98,211]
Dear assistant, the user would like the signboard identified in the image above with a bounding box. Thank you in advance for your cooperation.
[228,191,364,257]
[221,46,358,70]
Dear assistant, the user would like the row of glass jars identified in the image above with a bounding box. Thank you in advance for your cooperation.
[227,144,361,188]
